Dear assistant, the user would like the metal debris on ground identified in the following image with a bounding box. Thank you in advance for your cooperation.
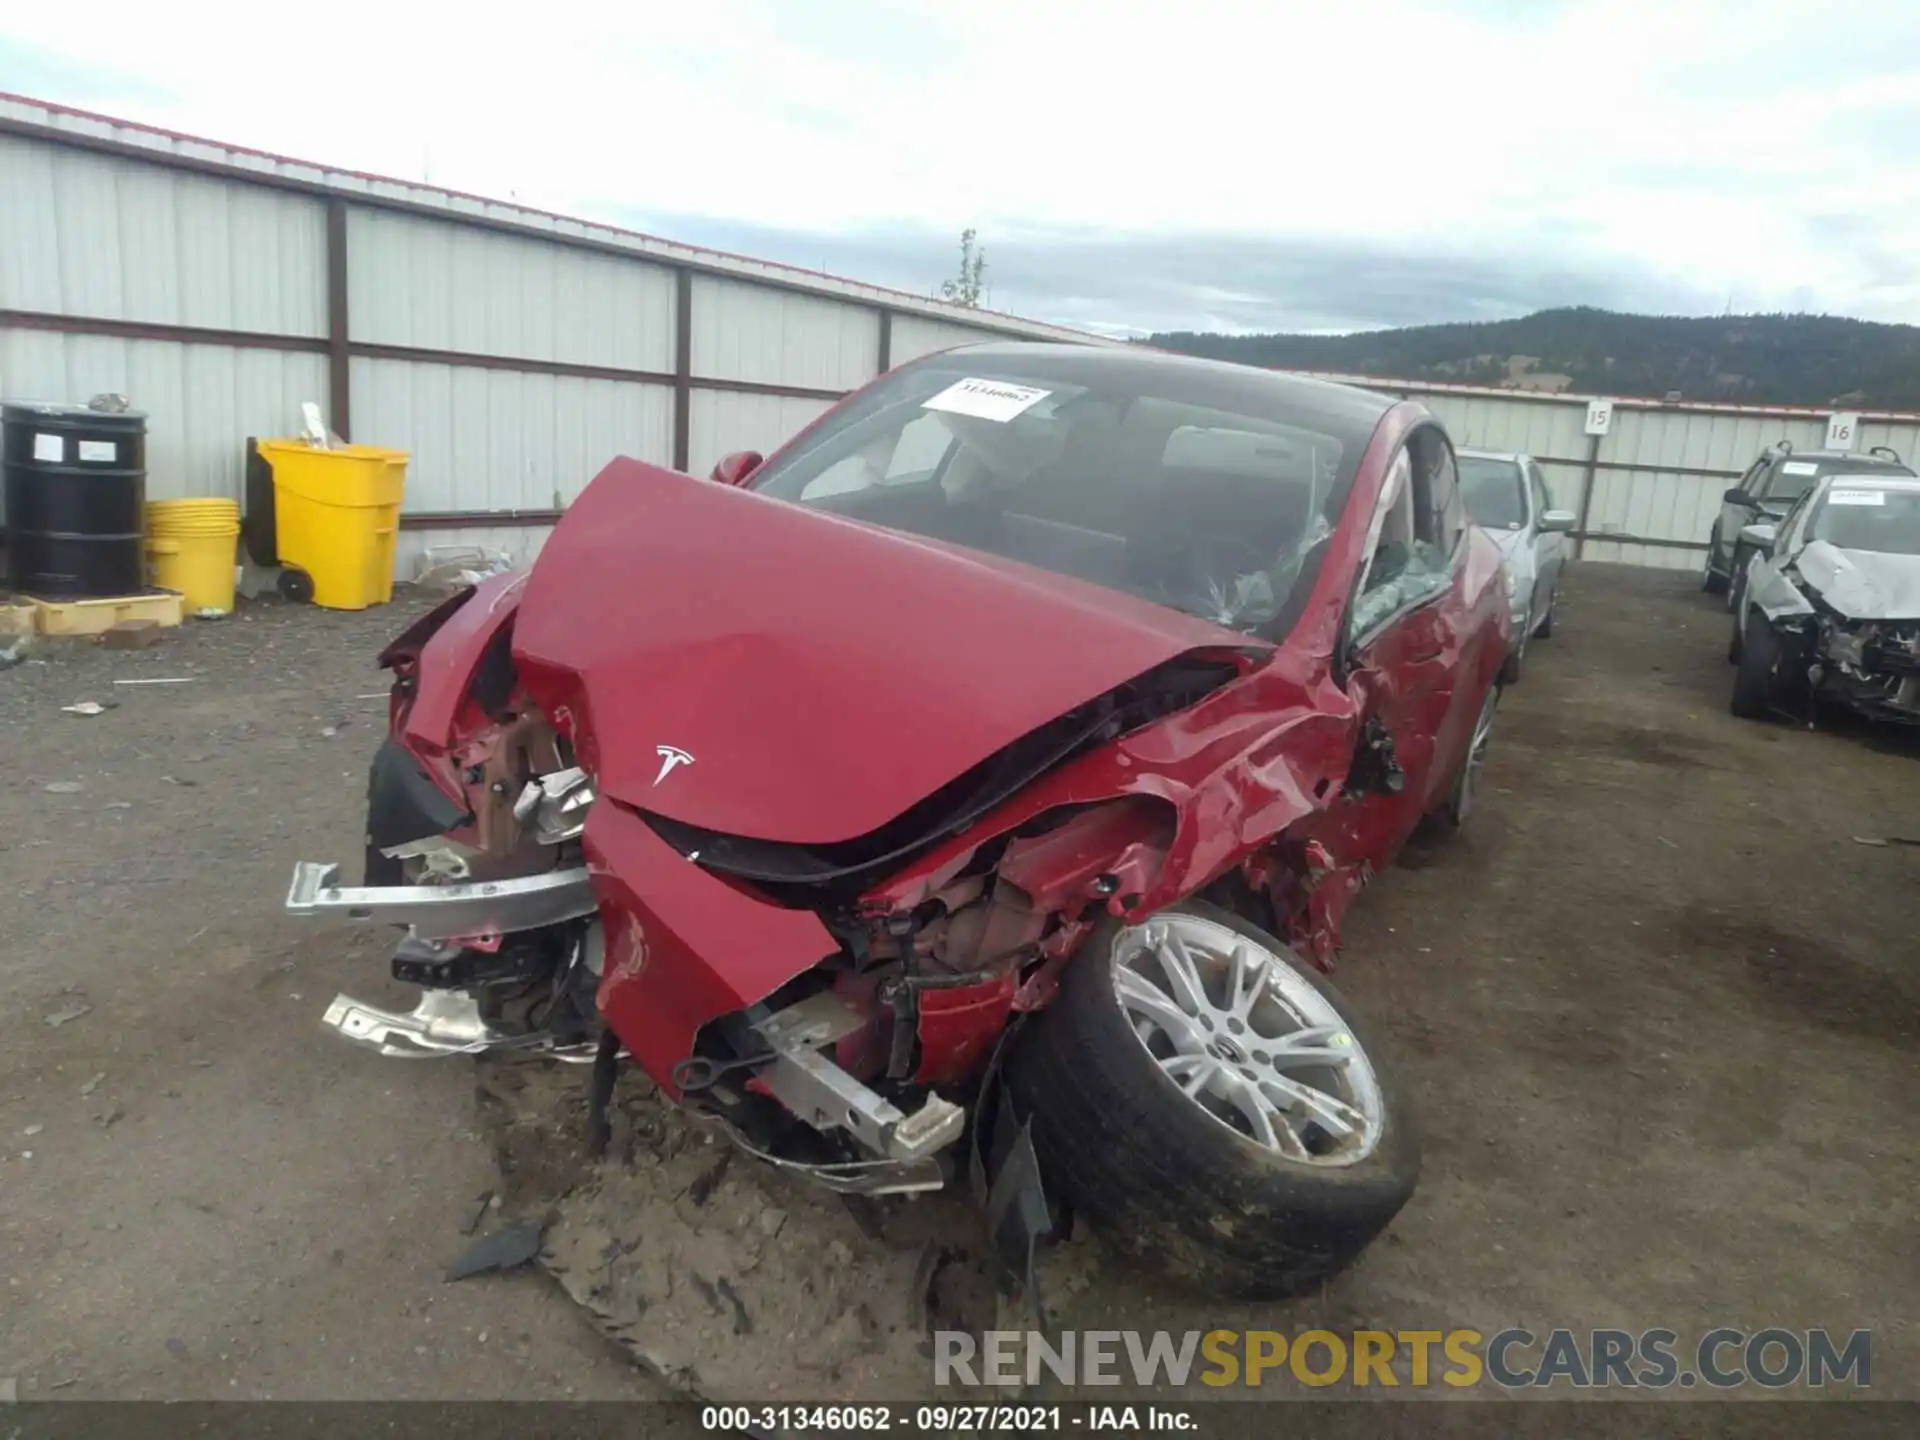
[460,1191,494,1236]
[61,702,112,717]
[81,1073,107,1096]
[44,1001,92,1027]
[1851,835,1920,847]
[44,782,85,794]
[112,677,195,686]
[445,1222,544,1282]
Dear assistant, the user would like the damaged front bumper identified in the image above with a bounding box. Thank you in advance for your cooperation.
[322,989,601,1061]
[285,860,597,940]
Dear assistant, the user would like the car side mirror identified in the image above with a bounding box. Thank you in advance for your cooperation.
[711,450,764,487]
[1724,487,1754,507]
[1539,509,1577,533]
[1737,521,1777,554]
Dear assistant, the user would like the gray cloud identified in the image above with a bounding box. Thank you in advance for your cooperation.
[613,209,1726,336]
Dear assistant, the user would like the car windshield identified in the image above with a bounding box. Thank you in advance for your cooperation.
[1809,485,1920,554]
[748,351,1376,637]
[1457,456,1527,529]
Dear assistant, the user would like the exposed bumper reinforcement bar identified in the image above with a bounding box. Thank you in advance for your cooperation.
[286,861,596,940]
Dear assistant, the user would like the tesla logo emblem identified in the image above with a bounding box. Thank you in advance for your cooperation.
[653,746,695,785]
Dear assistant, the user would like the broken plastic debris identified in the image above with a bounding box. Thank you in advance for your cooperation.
[44,1001,92,1027]
[81,1073,106,1096]
[62,702,109,717]
[445,1222,544,1282]
[44,781,84,794]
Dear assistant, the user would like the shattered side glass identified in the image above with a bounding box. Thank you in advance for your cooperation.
[748,356,1371,640]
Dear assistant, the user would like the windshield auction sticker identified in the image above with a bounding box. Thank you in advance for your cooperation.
[1827,488,1886,505]
[923,377,1051,423]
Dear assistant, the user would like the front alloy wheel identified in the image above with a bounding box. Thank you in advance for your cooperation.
[1005,902,1420,1299]
[1110,913,1384,1164]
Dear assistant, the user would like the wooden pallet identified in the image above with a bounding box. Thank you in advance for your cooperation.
[0,600,35,637]
[28,589,185,637]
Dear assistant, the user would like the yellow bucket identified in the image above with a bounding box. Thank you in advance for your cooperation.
[257,440,408,610]
[147,498,241,616]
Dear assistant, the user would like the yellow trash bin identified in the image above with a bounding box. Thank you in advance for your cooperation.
[146,498,241,616]
[256,440,408,610]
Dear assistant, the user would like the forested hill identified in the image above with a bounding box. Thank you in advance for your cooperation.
[1149,307,1920,410]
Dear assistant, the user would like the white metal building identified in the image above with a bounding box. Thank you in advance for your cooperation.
[0,92,1114,576]
[1296,379,1920,572]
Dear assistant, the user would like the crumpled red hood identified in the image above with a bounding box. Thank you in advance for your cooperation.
[511,458,1253,845]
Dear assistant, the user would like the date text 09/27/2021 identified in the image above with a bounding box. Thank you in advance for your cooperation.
[700,1407,1193,1433]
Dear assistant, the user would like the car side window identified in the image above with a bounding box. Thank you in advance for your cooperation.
[1350,440,1454,638]
[1750,460,1780,502]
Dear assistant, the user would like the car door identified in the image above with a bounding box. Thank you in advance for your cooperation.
[1336,431,1471,859]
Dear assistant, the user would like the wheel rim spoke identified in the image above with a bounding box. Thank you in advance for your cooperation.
[1267,1024,1355,1070]
[1159,1052,1216,1098]
[1151,925,1211,1016]
[1262,1072,1368,1139]
[1114,964,1208,1052]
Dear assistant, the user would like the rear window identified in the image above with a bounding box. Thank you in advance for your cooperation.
[1457,455,1527,530]
[1770,456,1915,501]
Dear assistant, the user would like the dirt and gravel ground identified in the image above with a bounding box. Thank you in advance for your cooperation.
[0,561,1913,1401]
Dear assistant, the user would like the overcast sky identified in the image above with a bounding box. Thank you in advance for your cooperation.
[5,0,1919,336]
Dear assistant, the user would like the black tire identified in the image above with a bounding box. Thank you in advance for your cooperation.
[1723,546,1750,611]
[1702,531,1728,594]
[277,567,315,604]
[1727,573,1747,664]
[1005,901,1420,1300]
[1730,612,1779,719]
[1498,634,1524,685]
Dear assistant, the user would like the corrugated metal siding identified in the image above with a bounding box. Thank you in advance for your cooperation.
[349,357,672,513]
[888,315,1008,366]
[687,391,834,479]
[0,327,326,502]
[347,209,676,370]
[0,133,327,335]
[690,276,878,390]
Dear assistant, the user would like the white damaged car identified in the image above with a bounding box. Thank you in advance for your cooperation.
[1729,472,1920,723]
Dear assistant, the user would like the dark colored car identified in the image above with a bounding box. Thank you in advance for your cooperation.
[288,344,1512,1300]
[1704,442,1914,598]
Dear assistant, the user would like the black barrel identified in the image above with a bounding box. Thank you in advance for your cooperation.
[2,401,149,598]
